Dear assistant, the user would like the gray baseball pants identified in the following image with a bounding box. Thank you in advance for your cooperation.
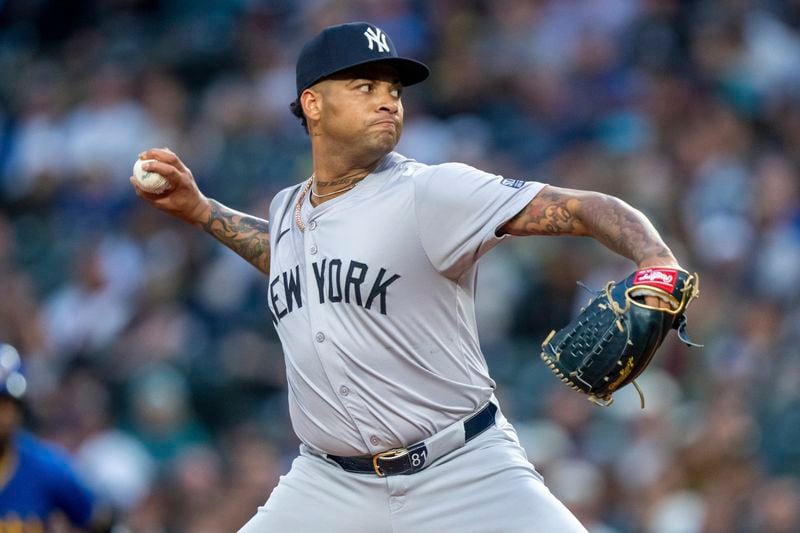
[238,414,587,532]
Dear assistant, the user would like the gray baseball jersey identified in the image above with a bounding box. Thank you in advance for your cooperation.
[267,151,544,457]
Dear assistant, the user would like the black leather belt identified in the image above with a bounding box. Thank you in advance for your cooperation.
[328,402,497,477]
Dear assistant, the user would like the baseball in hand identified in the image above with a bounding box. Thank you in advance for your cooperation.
[133,158,171,194]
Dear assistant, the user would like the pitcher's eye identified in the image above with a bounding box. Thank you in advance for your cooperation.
[358,83,372,93]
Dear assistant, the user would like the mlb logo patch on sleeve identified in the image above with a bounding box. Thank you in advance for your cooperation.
[500,178,525,189]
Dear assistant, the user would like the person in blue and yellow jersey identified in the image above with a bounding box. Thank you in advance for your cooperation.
[0,343,112,532]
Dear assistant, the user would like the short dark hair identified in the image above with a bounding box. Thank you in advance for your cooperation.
[289,98,309,134]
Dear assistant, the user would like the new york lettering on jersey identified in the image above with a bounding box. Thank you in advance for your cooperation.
[267,260,401,323]
[261,151,545,459]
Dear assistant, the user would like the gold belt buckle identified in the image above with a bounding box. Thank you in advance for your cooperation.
[372,448,408,477]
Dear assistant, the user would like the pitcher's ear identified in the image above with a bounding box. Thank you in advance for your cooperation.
[301,89,322,121]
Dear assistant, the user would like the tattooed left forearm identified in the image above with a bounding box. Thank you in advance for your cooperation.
[575,193,676,266]
[502,187,676,266]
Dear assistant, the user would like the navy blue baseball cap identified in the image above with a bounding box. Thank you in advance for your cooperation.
[296,22,430,96]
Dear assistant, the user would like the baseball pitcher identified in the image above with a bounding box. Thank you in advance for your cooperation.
[132,22,696,533]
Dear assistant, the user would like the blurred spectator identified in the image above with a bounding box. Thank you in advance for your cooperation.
[42,238,136,359]
[65,63,168,196]
[0,215,48,357]
[2,62,70,200]
[126,363,210,464]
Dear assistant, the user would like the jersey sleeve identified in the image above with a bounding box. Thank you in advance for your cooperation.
[412,162,545,277]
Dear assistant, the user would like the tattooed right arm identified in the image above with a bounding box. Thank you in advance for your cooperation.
[201,199,270,275]
[129,149,271,275]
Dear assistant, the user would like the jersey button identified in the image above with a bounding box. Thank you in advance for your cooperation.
[315,332,325,343]
[309,221,317,231]
[339,385,350,396]
[309,244,318,255]
[370,436,380,446]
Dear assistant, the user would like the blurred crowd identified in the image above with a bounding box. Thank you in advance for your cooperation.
[1,0,799,531]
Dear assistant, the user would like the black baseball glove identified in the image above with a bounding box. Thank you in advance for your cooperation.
[540,267,700,408]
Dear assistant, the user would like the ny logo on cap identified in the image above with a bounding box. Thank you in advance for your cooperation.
[364,27,390,53]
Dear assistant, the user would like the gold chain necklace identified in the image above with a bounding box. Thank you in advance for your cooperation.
[294,174,360,231]
[294,177,314,232]
[311,182,356,198]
